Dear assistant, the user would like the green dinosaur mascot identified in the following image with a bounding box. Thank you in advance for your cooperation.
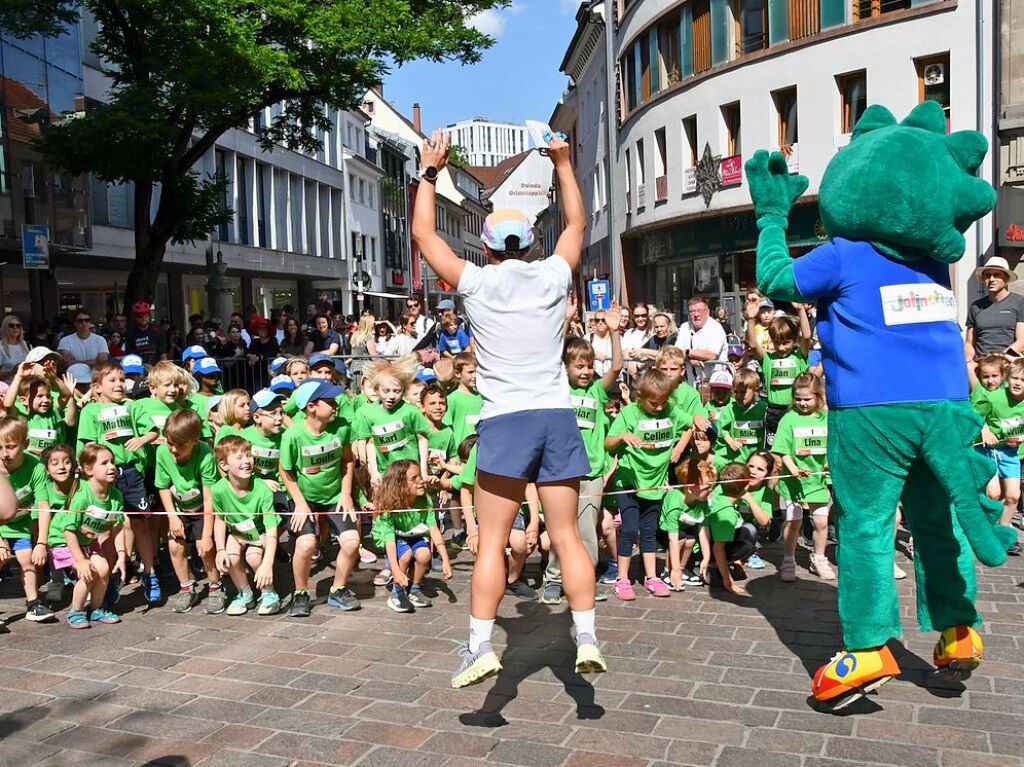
[744,99,1018,710]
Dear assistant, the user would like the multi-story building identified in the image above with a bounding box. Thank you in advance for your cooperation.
[607,0,992,324]
[446,117,530,167]
[996,0,1024,277]
[372,127,417,314]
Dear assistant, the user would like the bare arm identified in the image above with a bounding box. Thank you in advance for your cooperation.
[549,138,585,272]
[411,131,467,290]
[1012,322,1024,355]
[964,327,976,362]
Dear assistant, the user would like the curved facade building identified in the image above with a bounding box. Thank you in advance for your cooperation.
[611,0,993,322]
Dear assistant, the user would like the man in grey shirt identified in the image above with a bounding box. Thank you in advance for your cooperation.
[966,257,1024,358]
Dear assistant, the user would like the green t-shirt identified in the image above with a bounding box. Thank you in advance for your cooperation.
[443,389,483,448]
[658,487,706,532]
[570,381,610,478]
[0,454,47,539]
[211,476,280,543]
[371,495,435,546]
[154,441,218,513]
[449,444,477,492]
[763,350,808,407]
[982,387,1024,440]
[279,421,347,506]
[130,398,180,467]
[26,409,65,458]
[239,425,283,487]
[214,423,245,445]
[78,399,140,468]
[746,482,775,521]
[354,401,429,472]
[188,392,213,439]
[722,399,767,462]
[705,488,746,543]
[48,482,125,547]
[427,426,456,477]
[970,381,998,412]
[44,477,73,510]
[608,402,692,500]
[668,383,707,424]
[772,409,830,503]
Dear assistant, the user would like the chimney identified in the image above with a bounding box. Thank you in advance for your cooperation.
[413,103,422,134]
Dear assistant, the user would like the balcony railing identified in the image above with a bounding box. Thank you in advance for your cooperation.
[853,0,912,21]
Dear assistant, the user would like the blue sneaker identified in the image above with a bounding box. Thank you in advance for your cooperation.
[90,607,121,624]
[327,587,361,611]
[599,562,619,585]
[747,552,766,570]
[66,610,90,629]
[144,572,162,603]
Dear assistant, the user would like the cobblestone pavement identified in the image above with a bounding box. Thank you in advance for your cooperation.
[1,541,1022,767]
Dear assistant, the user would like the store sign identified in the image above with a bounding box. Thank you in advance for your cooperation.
[22,224,50,270]
[720,155,743,186]
[683,166,697,194]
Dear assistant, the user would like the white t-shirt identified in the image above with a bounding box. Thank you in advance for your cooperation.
[588,332,613,377]
[57,332,109,363]
[389,334,418,357]
[458,257,573,418]
[413,314,435,338]
[674,317,728,361]
[621,327,650,352]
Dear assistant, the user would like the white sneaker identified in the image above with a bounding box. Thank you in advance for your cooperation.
[893,562,907,580]
[809,554,836,581]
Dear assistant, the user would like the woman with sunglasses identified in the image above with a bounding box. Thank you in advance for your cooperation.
[0,315,29,381]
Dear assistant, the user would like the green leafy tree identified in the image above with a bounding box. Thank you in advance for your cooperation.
[448,144,470,168]
[0,0,506,311]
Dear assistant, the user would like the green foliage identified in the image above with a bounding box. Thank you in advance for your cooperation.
[448,144,470,168]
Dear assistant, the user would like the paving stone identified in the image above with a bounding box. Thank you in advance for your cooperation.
[0,739,61,767]
[486,740,570,767]
[108,710,225,742]
[354,745,449,767]
[44,724,151,757]
[172,696,268,724]
[258,731,371,765]
[716,746,804,767]
[196,750,291,767]
[99,685,196,712]
[825,736,940,767]
[420,730,500,758]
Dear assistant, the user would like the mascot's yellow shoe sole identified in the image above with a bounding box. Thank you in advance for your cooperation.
[812,646,901,711]
[575,642,607,675]
[934,625,983,675]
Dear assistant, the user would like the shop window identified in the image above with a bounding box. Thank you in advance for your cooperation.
[838,71,867,134]
[734,0,768,55]
[721,102,741,156]
[774,87,798,147]
[789,0,820,40]
[917,54,950,132]
[853,0,912,22]
[693,0,712,74]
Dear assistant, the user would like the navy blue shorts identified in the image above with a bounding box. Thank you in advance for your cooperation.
[395,537,430,560]
[477,408,590,484]
[117,465,151,512]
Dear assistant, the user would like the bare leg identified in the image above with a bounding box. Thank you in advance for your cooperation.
[538,479,595,613]
[470,470,526,620]
[331,531,360,590]
[292,534,316,591]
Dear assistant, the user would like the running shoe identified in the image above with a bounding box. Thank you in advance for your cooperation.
[327,586,361,611]
[934,625,983,674]
[893,562,907,580]
[614,579,636,601]
[574,631,607,675]
[683,567,704,586]
[408,588,432,608]
[358,547,378,565]
[1008,542,1022,557]
[89,607,121,624]
[387,590,414,613]
[25,600,57,623]
[643,577,671,597]
[226,591,256,616]
[372,570,393,587]
[289,590,312,617]
[143,572,162,603]
[598,561,619,584]
[810,555,836,581]
[505,580,537,600]
[174,584,201,613]
[541,583,562,605]
[779,559,797,582]
[257,589,282,616]
[66,609,90,630]
[812,645,900,710]
[206,588,228,615]
[746,552,766,570]
[451,641,502,689]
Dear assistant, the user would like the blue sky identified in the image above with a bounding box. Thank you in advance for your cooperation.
[384,1,581,134]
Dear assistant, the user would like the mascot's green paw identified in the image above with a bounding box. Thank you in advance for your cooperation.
[744,150,810,232]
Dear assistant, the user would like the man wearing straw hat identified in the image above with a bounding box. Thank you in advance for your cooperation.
[965,256,1024,358]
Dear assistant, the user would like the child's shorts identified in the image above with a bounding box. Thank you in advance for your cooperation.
[511,512,526,532]
[782,500,831,522]
[50,541,101,569]
[272,491,293,518]
[284,502,357,538]
[677,523,700,541]
[477,408,591,483]
[724,523,758,563]
[395,537,430,560]
[172,512,207,541]
[11,537,32,552]
[977,445,1021,480]
[116,465,152,512]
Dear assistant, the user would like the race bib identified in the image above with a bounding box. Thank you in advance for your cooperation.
[769,358,798,386]
[880,284,957,326]
[637,418,674,449]
[1001,416,1024,438]
[99,405,133,441]
[12,484,31,518]
[300,439,341,474]
[251,445,280,475]
[152,415,168,444]
[572,395,598,430]
[229,517,260,543]
[793,426,828,456]
[372,420,409,453]
[81,504,122,538]
[172,486,202,510]
[733,420,763,445]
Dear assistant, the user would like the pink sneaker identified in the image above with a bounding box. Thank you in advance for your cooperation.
[643,577,671,597]
[614,579,636,601]
[359,547,378,565]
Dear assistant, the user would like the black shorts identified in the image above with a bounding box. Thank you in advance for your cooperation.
[171,511,206,542]
[116,465,152,512]
[283,500,357,538]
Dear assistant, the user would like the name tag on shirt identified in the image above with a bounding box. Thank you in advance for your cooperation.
[880,284,957,326]
[572,395,598,429]
[793,426,828,455]
[637,418,674,449]
[100,405,133,440]
[372,420,408,453]
[13,485,31,518]
[733,420,763,445]
[29,428,57,441]
[300,440,342,473]
[1001,416,1024,438]
[173,487,202,508]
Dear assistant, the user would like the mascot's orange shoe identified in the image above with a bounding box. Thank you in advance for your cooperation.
[933,625,983,675]
[812,646,901,710]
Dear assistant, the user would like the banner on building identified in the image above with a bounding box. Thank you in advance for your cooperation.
[22,224,50,270]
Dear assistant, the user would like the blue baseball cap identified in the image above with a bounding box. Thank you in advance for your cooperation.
[293,380,345,411]
[120,354,145,375]
[249,389,285,414]
[182,345,207,362]
[309,353,349,378]
[269,374,295,393]
[481,207,535,252]
[268,356,288,374]
[415,367,437,382]
[193,357,221,376]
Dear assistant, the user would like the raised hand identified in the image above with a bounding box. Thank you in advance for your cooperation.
[744,150,810,231]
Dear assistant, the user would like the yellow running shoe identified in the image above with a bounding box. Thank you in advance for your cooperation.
[451,642,502,689]
[575,633,607,675]
[933,625,983,674]
[812,645,901,711]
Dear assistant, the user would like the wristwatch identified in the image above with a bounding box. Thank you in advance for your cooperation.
[419,166,439,183]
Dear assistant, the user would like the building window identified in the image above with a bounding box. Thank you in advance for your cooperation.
[255,163,268,248]
[692,0,712,74]
[216,149,230,242]
[349,173,356,201]
[774,87,798,146]
[636,139,646,185]
[788,0,820,40]
[358,179,365,204]
[853,0,911,22]
[625,147,632,211]
[734,0,768,55]
[721,102,741,156]
[654,127,668,201]
[683,116,698,165]
[838,71,867,133]
[917,54,950,132]
[236,157,249,246]
[659,13,682,85]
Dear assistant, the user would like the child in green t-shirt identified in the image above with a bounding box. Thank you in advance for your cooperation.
[188,357,222,440]
[605,369,693,600]
[353,363,430,485]
[240,390,286,496]
[0,416,53,623]
[420,382,457,534]
[976,356,1024,539]
[4,363,77,458]
[720,368,768,464]
[37,443,77,607]
[443,353,482,449]
[49,444,125,628]
[661,433,717,592]
[655,346,711,433]
[279,379,358,617]
[743,450,778,569]
[214,389,251,444]
[212,435,282,617]
[154,408,223,614]
[702,463,770,597]
[745,300,812,448]
[372,460,452,613]
[772,372,833,583]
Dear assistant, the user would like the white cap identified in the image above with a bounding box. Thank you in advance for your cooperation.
[68,363,92,384]
[25,346,61,364]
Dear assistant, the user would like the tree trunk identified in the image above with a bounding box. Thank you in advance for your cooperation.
[123,183,167,316]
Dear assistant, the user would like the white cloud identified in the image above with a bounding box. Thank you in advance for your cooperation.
[468,2,524,39]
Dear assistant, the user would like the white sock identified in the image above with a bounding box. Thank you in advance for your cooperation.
[572,608,597,641]
[469,616,495,653]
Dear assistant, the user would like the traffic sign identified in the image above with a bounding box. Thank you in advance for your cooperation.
[22,224,50,270]
[587,279,610,311]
